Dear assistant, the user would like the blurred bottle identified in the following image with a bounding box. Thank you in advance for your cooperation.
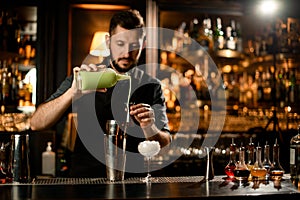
[251,143,267,180]
[290,125,300,180]
[247,137,255,180]
[262,141,272,180]
[42,142,56,177]
[214,17,225,50]
[172,22,186,52]
[225,19,237,51]
[197,18,213,52]
[236,22,243,52]
[234,143,250,181]
[224,138,236,179]
[288,69,296,104]
[270,139,284,181]
[10,59,19,107]
[1,60,12,107]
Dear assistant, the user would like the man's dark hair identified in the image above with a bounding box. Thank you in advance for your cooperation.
[109,9,145,37]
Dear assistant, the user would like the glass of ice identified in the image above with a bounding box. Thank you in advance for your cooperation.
[138,140,161,183]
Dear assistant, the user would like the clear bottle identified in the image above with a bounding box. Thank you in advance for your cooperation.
[270,139,284,181]
[251,143,267,180]
[262,141,272,180]
[246,137,255,180]
[234,143,250,181]
[290,125,300,180]
[224,138,236,179]
[42,142,56,177]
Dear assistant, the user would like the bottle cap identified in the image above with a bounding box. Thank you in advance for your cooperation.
[46,142,52,151]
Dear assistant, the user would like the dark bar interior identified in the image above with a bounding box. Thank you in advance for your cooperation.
[0,0,300,199]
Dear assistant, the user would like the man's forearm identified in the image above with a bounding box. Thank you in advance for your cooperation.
[30,88,74,130]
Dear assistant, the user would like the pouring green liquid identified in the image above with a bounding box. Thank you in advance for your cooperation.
[79,68,130,90]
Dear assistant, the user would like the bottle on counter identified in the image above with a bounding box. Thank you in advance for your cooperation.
[246,137,255,181]
[270,139,284,181]
[224,138,237,179]
[42,142,56,177]
[234,143,250,181]
[262,141,272,180]
[250,143,267,180]
[290,125,300,180]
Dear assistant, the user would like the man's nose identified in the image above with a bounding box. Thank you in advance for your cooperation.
[121,44,130,57]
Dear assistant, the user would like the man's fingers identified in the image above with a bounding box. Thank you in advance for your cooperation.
[80,64,101,71]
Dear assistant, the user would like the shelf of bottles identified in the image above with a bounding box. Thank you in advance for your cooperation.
[0,7,36,132]
[160,15,300,133]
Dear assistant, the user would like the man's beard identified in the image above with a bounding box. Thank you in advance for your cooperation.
[110,59,136,73]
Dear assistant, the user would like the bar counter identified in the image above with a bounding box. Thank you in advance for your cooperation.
[1,175,299,200]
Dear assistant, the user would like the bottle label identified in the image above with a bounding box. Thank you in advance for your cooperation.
[290,148,295,165]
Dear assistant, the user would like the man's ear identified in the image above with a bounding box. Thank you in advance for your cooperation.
[142,38,146,49]
[105,34,110,48]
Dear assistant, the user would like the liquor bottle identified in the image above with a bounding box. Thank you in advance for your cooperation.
[256,70,264,103]
[262,141,272,180]
[1,60,12,107]
[247,137,255,180]
[214,17,224,50]
[225,20,237,50]
[290,125,300,180]
[270,139,284,181]
[250,143,267,180]
[198,18,213,52]
[10,60,19,107]
[204,18,213,51]
[189,18,200,40]
[78,68,130,90]
[197,18,210,52]
[234,143,250,181]
[224,138,237,179]
[288,69,296,104]
[236,22,243,52]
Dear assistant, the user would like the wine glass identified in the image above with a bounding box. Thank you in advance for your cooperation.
[138,141,161,183]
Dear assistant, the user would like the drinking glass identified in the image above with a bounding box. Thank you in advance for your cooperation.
[138,141,161,183]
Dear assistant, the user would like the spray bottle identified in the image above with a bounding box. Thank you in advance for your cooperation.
[42,142,55,176]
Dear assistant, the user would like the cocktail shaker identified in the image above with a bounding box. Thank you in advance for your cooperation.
[8,133,31,183]
[104,120,126,181]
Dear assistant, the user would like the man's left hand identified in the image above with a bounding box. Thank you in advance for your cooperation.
[129,103,155,128]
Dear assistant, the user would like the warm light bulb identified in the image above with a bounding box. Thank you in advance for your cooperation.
[258,0,279,16]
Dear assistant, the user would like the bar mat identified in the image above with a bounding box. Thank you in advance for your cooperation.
[28,176,222,185]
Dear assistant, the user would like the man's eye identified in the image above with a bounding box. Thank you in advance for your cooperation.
[131,43,140,49]
[117,41,124,46]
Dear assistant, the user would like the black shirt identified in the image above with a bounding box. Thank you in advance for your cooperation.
[46,62,169,177]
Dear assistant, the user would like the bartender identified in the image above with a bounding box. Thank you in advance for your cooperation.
[30,9,171,177]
